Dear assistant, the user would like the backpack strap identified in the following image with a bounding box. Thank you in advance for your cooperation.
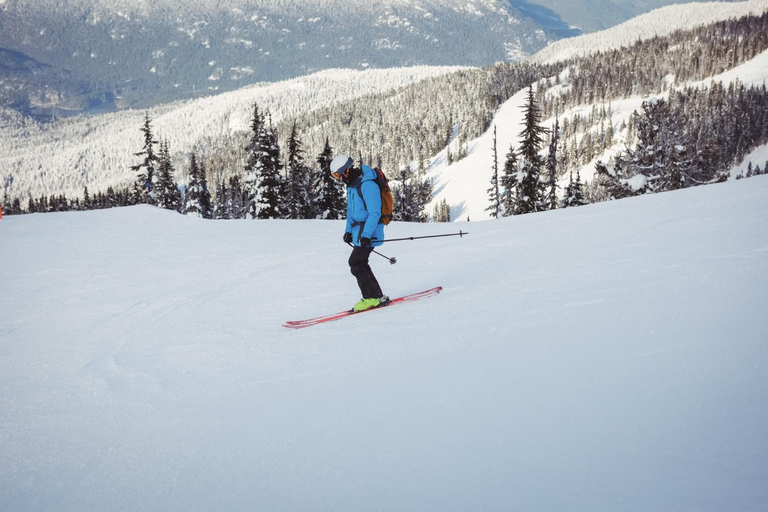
[355,184,367,211]
[356,182,384,225]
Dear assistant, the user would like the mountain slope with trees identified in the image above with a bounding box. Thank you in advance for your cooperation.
[0,0,554,115]
[3,2,768,224]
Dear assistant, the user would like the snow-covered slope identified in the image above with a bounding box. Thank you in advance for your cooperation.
[2,175,767,511]
[426,42,768,222]
[0,66,462,199]
[532,0,768,63]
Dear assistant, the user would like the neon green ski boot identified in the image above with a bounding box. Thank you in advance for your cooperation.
[352,297,381,312]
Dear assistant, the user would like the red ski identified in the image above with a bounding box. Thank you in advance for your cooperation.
[283,286,442,329]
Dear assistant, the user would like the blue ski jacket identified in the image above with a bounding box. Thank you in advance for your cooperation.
[345,165,385,247]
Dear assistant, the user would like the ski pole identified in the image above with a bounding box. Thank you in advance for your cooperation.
[378,231,469,243]
[347,242,397,265]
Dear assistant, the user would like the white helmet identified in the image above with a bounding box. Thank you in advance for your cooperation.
[330,155,353,178]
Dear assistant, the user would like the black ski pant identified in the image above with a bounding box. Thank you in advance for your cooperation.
[348,246,383,299]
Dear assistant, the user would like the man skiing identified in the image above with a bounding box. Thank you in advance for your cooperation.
[330,155,390,312]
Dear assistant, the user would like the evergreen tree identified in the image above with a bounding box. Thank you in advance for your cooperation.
[544,119,560,210]
[517,86,548,214]
[83,186,91,210]
[594,161,637,199]
[243,105,264,219]
[432,199,451,222]
[213,181,230,220]
[500,144,519,217]
[183,154,212,218]
[244,107,283,220]
[561,171,586,208]
[155,140,182,211]
[315,138,345,219]
[394,165,431,223]
[228,175,247,219]
[284,121,312,219]
[485,126,502,219]
[130,113,160,205]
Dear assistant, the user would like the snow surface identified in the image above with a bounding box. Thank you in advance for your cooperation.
[532,0,768,64]
[2,176,768,511]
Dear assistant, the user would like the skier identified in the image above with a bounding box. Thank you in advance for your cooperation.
[330,155,390,312]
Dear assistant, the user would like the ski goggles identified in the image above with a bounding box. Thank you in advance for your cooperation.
[332,169,349,180]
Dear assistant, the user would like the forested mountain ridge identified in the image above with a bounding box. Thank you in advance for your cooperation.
[2,2,768,221]
[0,0,554,115]
[532,0,768,63]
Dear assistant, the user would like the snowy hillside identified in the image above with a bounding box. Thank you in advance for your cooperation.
[0,66,462,200]
[532,0,768,63]
[2,175,767,510]
[0,0,552,112]
[426,35,768,222]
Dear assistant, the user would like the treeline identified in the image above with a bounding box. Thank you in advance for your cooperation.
[2,107,436,222]
[595,82,768,199]
[5,13,768,220]
[282,62,566,175]
[1,186,132,215]
[540,11,768,175]
[486,80,768,220]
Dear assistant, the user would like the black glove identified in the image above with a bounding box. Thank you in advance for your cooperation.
[343,232,352,244]
[360,237,372,247]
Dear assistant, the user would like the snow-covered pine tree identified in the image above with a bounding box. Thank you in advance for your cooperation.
[561,171,586,208]
[155,140,182,211]
[518,85,547,214]
[198,159,212,219]
[242,106,282,219]
[213,181,230,220]
[130,113,160,205]
[315,138,345,220]
[243,105,264,219]
[594,160,647,199]
[256,112,283,219]
[228,175,247,219]
[183,154,212,219]
[83,186,91,210]
[432,199,451,222]
[284,121,312,219]
[517,85,548,214]
[485,125,501,219]
[445,113,454,165]
[416,172,433,223]
[656,111,690,192]
[393,165,431,223]
[543,118,560,211]
[500,144,519,217]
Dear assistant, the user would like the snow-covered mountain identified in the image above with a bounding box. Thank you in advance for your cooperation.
[0,0,553,114]
[4,0,767,216]
[520,0,736,33]
[0,65,464,200]
[424,2,768,221]
[2,171,767,511]
[532,0,768,63]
